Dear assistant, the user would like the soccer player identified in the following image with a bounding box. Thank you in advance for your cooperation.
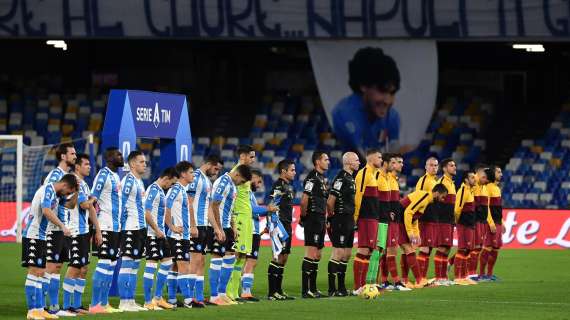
[188,155,223,308]
[400,184,448,288]
[374,153,393,289]
[453,170,478,285]
[384,153,411,290]
[116,151,148,312]
[142,167,178,310]
[433,158,457,286]
[415,157,439,280]
[226,146,257,300]
[243,169,278,301]
[352,149,381,293]
[62,154,102,314]
[327,152,359,296]
[266,160,296,301]
[89,148,124,314]
[208,165,251,306]
[469,165,489,280]
[164,161,195,308]
[44,143,77,317]
[300,151,330,298]
[480,166,502,281]
[23,174,78,320]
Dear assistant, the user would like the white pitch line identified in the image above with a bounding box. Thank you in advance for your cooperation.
[378,297,569,306]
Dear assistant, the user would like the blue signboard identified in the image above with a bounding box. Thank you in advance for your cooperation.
[101,89,192,172]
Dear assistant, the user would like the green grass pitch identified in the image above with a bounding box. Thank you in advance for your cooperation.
[1,243,568,320]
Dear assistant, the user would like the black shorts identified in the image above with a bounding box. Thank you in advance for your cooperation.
[46,231,69,263]
[303,218,326,249]
[146,236,172,261]
[328,215,355,248]
[246,234,261,259]
[120,229,147,259]
[281,222,293,255]
[169,238,190,262]
[21,238,47,268]
[68,233,91,268]
[207,227,235,256]
[190,226,208,255]
[96,230,121,261]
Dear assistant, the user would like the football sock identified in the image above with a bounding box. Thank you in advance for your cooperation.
[386,255,400,283]
[380,254,389,283]
[241,273,254,295]
[118,257,133,301]
[327,259,339,293]
[406,253,422,282]
[25,274,38,310]
[167,271,177,304]
[47,272,60,308]
[154,260,172,299]
[309,259,320,293]
[486,249,499,276]
[73,278,86,309]
[62,277,75,310]
[338,260,348,292]
[479,248,491,276]
[400,253,409,283]
[301,258,312,294]
[143,261,157,304]
[219,255,235,295]
[268,261,279,295]
[366,250,380,284]
[276,263,285,294]
[208,258,222,299]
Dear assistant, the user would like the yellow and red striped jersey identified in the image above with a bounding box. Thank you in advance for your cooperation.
[376,169,391,223]
[487,182,502,225]
[354,164,380,221]
[455,183,475,226]
[400,190,433,236]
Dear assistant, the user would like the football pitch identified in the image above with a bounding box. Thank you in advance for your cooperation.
[0,244,568,320]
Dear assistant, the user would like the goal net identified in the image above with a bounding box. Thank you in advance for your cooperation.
[0,135,93,242]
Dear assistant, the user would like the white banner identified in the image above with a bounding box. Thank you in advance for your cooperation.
[308,40,437,153]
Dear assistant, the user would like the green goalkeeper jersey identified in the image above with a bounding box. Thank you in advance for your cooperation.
[232,164,252,214]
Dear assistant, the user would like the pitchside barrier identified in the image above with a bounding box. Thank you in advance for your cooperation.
[3,205,569,249]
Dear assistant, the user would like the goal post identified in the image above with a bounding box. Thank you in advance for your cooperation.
[0,135,23,243]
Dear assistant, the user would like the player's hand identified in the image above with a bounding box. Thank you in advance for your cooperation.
[62,227,71,237]
[267,204,279,212]
[410,235,420,247]
[190,226,198,238]
[172,226,183,234]
[156,230,166,239]
[94,229,103,246]
[490,224,497,234]
[389,212,395,221]
[215,229,226,243]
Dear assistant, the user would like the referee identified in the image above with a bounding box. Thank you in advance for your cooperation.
[326,152,359,297]
[300,151,330,298]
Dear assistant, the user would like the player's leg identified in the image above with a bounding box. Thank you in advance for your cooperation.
[152,252,174,310]
[400,243,424,288]
[189,227,207,307]
[304,220,325,298]
[385,222,407,290]
[205,227,223,305]
[486,224,502,280]
[45,231,65,314]
[22,238,48,319]
[327,217,342,296]
[268,223,292,300]
[353,219,374,293]
[227,215,252,301]
[128,230,146,309]
[143,236,160,309]
[166,238,179,306]
[220,229,239,303]
[240,231,258,301]
[69,234,90,313]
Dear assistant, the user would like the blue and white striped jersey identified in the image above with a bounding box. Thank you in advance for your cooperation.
[91,167,121,232]
[188,169,211,227]
[211,173,236,229]
[24,183,58,240]
[44,167,68,232]
[145,182,166,237]
[250,191,269,235]
[68,177,91,236]
[166,182,190,240]
[120,172,146,231]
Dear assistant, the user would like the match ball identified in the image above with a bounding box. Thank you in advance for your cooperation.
[360,284,380,300]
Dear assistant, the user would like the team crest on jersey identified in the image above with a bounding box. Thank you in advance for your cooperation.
[109,248,115,255]
[133,249,139,256]
[314,234,319,242]
[304,181,314,192]
[240,245,246,251]
[333,180,343,191]
[197,244,202,250]
[37,258,42,265]
[253,251,258,257]
[54,254,59,261]
[185,253,189,259]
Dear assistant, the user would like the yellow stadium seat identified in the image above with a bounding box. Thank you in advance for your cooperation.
[530,146,543,154]
[292,144,304,153]
[62,124,74,135]
[550,158,562,168]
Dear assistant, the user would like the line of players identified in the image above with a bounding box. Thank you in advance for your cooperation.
[21,142,504,319]
[349,150,504,294]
